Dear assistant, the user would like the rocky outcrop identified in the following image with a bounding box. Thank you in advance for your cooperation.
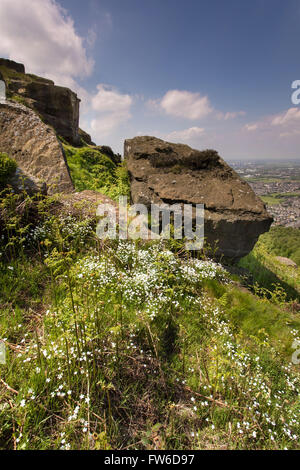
[0,100,73,194]
[78,128,96,146]
[124,136,273,259]
[97,145,122,165]
[0,58,25,74]
[8,167,47,196]
[275,256,298,268]
[0,58,80,145]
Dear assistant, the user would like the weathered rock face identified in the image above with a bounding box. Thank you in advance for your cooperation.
[124,136,273,259]
[8,167,47,196]
[78,128,96,146]
[0,100,73,194]
[0,58,25,74]
[97,145,122,165]
[0,58,80,145]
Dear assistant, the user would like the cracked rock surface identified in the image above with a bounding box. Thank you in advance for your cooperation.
[0,100,73,194]
[124,136,273,259]
[0,58,80,145]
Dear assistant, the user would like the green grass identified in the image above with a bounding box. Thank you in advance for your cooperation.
[260,195,283,205]
[0,65,32,84]
[63,144,130,200]
[244,177,283,183]
[1,65,297,450]
[0,193,299,450]
[276,192,300,198]
[10,94,29,107]
[238,227,300,301]
[258,227,300,266]
[261,192,300,206]
[0,152,17,187]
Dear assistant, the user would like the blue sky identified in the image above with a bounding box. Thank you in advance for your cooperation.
[0,0,300,159]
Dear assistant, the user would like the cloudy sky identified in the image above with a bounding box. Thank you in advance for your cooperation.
[0,0,300,159]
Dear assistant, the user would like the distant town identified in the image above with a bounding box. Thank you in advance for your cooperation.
[229,160,300,228]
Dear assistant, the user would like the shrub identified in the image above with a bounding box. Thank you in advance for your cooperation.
[260,226,300,266]
[238,228,300,301]
[0,152,17,186]
[63,145,116,191]
[63,144,130,200]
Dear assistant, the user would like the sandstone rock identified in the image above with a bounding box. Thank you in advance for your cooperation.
[0,100,73,194]
[0,58,80,145]
[78,128,96,146]
[77,130,121,164]
[8,167,47,196]
[275,256,298,269]
[97,146,122,165]
[0,58,25,74]
[55,190,118,218]
[124,136,273,259]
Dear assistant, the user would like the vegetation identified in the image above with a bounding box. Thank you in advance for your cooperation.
[261,193,300,206]
[0,152,17,187]
[0,184,299,450]
[260,195,283,206]
[0,65,30,85]
[9,94,29,107]
[239,227,300,301]
[259,227,300,266]
[63,144,130,200]
[246,177,283,183]
[0,65,33,104]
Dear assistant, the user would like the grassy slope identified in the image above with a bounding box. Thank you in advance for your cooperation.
[0,147,299,450]
[259,227,300,265]
[239,227,300,300]
[62,143,130,201]
[0,187,299,450]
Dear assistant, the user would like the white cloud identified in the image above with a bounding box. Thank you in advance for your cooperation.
[166,127,205,142]
[245,123,259,132]
[92,84,132,114]
[218,111,246,120]
[0,0,94,88]
[245,107,300,138]
[86,27,98,48]
[90,84,133,137]
[149,90,245,124]
[157,90,213,120]
[271,107,300,126]
[0,0,130,139]
[279,130,300,138]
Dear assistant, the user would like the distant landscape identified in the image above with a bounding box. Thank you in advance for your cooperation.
[230,160,300,228]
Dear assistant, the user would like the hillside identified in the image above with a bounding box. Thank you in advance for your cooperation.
[0,155,299,450]
[0,59,299,451]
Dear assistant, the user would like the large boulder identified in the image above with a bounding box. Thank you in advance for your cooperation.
[7,167,47,196]
[0,100,73,194]
[124,136,273,259]
[275,256,298,269]
[0,58,80,145]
